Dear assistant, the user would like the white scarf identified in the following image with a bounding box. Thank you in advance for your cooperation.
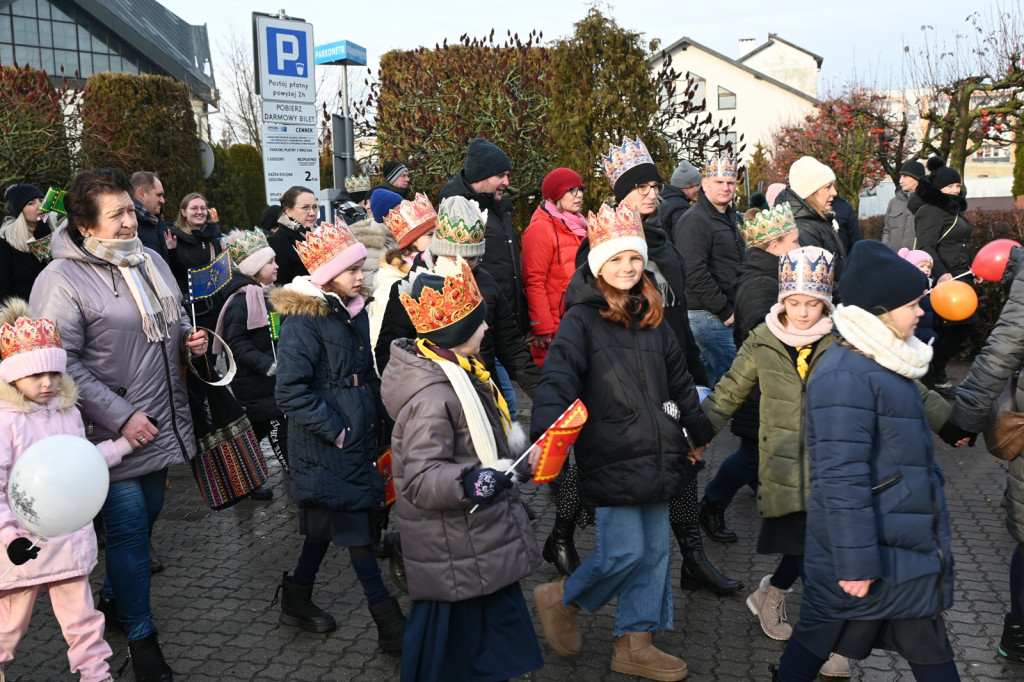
[831,304,933,379]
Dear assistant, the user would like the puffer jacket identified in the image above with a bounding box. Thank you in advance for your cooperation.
[268,218,310,286]
[350,217,389,299]
[522,203,584,363]
[168,221,222,296]
[951,257,1024,541]
[776,188,847,284]
[658,183,691,236]
[438,171,526,334]
[881,189,916,252]
[30,227,196,481]
[271,279,385,512]
[703,325,834,518]
[674,189,745,321]
[802,343,954,623]
[913,179,972,280]
[381,339,542,602]
[531,267,713,508]
[219,273,280,424]
[0,375,132,589]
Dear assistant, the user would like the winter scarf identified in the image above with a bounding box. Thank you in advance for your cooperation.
[764,302,834,348]
[544,200,587,238]
[831,304,932,379]
[642,217,686,309]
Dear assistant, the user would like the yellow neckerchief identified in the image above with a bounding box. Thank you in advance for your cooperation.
[415,338,511,436]
[796,345,813,380]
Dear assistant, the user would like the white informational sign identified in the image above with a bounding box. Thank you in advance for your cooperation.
[261,123,320,205]
[255,15,315,104]
[262,100,317,127]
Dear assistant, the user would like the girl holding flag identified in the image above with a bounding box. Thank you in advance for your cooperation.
[381,258,544,682]
[531,202,712,682]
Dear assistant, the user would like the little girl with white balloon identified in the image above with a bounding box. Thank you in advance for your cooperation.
[0,299,141,682]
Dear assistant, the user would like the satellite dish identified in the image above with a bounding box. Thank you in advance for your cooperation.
[199,140,215,179]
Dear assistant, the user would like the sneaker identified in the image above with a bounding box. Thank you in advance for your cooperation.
[819,653,851,677]
[999,614,1024,663]
[746,575,792,640]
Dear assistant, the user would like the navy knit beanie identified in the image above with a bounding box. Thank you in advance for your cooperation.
[6,184,44,218]
[370,188,404,224]
[839,240,928,315]
[464,138,511,184]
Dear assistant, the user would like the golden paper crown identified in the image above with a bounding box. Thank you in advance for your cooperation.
[224,228,271,266]
[345,175,371,193]
[383,193,437,247]
[432,196,486,257]
[602,137,654,189]
[741,202,797,247]
[0,316,62,361]
[399,259,484,335]
[295,219,361,275]
[586,202,644,249]
[705,153,739,178]
[779,246,835,300]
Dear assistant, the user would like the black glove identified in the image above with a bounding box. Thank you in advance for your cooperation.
[7,537,39,565]
[462,467,513,505]
[938,421,977,447]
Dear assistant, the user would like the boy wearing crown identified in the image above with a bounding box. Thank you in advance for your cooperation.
[381,260,544,682]
[0,299,137,682]
[269,221,406,651]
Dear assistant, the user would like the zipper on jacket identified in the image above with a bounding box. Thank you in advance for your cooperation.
[158,341,189,462]
[631,326,662,471]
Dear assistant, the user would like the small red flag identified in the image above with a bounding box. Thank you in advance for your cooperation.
[378,448,396,506]
[532,399,588,484]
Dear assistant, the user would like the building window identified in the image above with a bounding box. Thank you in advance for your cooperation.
[718,86,736,110]
[718,132,738,151]
[686,71,706,106]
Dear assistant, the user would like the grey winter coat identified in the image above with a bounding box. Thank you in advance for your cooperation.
[30,227,196,482]
[950,259,1024,541]
[881,189,916,252]
[381,339,542,602]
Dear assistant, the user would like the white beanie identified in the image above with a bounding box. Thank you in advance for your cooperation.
[789,156,836,200]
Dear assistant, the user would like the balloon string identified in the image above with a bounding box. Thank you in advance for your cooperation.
[0,537,41,581]
[928,269,975,293]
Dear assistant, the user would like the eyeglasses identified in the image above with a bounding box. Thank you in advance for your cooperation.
[634,182,663,196]
[298,204,320,214]
[567,186,586,196]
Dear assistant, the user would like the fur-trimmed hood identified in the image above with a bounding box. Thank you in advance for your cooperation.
[269,276,335,318]
[0,371,78,413]
[914,177,967,214]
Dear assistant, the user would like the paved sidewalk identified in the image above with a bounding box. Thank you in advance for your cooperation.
[10,374,1024,681]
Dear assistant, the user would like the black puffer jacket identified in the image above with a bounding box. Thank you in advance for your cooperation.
[776,189,847,285]
[658,184,691,236]
[438,171,526,333]
[912,179,971,280]
[673,189,745,321]
[374,252,540,394]
[220,273,280,424]
[531,267,713,508]
[268,220,310,287]
[168,221,223,330]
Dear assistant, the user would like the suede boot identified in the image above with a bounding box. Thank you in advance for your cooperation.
[368,597,406,652]
[533,579,581,657]
[127,632,173,682]
[672,522,744,595]
[542,512,581,576]
[610,631,687,681]
[1000,614,1024,663]
[746,575,793,640]
[275,572,337,632]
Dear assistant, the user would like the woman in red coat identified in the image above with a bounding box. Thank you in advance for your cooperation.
[522,168,587,364]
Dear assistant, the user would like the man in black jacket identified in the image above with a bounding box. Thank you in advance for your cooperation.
[658,158,702,233]
[672,154,744,386]
[131,171,174,264]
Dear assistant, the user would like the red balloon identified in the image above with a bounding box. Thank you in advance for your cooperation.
[972,239,1022,282]
[931,280,978,321]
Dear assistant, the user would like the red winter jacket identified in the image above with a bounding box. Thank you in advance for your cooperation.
[521,204,584,364]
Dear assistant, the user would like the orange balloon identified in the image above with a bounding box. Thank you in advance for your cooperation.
[930,280,978,321]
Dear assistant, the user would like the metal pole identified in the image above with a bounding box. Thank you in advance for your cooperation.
[342,66,355,177]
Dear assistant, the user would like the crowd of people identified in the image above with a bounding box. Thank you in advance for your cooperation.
[0,129,1015,682]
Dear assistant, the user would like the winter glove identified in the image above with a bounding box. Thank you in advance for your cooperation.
[7,537,39,565]
[462,467,513,505]
[266,362,277,377]
[938,421,977,447]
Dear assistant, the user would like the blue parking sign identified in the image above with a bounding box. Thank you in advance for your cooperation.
[267,27,308,77]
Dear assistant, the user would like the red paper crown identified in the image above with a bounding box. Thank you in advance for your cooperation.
[586,202,644,249]
[383,193,437,247]
[295,220,361,275]
[0,316,62,360]
[399,260,484,335]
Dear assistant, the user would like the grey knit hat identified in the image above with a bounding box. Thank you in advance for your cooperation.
[670,160,702,189]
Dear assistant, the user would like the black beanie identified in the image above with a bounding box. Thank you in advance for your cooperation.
[5,184,44,218]
[899,160,925,181]
[260,205,283,232]
[408,271,488,348]
[464,138,511,184]
[613,163,662,203]
[839,239,928,315]
[930,166,962,190]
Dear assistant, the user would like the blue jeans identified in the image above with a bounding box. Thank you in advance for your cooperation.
[562,502,672,635]
[704,436,758,509]
[99,468,167,641]
[493,359,517,421]
[688,309,738,387]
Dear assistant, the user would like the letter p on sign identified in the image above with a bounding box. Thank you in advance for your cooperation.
[267,27,307,77]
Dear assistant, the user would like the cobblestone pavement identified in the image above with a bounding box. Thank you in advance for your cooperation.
[10,364,1024,681]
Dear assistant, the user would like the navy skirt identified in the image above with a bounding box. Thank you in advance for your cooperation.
[401,582,543,682]
[793,614,955,664]
[299,507,372,547]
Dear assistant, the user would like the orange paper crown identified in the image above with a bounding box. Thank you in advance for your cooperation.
[587,202,644,249]
[295,219,361,275]
[0,316,62,360]
[383,193,437,248]
[399,259,484,335]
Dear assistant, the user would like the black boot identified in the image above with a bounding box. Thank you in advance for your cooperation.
[127,632,173,682]
[542,513,580,576]
[148,541,165,574]
[672,522,744,595]
[368,596,406,652]
[274,572,337,632]
[1000,613,1024,663]
[384,533,408,595]
[96,594,121,633]
[698,495,737,543]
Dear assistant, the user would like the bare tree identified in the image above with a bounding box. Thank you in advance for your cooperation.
[216,30,262,151]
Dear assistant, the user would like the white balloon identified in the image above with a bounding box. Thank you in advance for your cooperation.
[7,434,109,539]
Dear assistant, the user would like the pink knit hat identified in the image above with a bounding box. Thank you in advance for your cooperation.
[898,248,933,268]
[766,183,786,207]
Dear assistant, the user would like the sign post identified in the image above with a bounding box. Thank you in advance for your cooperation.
[315,40,367,187]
